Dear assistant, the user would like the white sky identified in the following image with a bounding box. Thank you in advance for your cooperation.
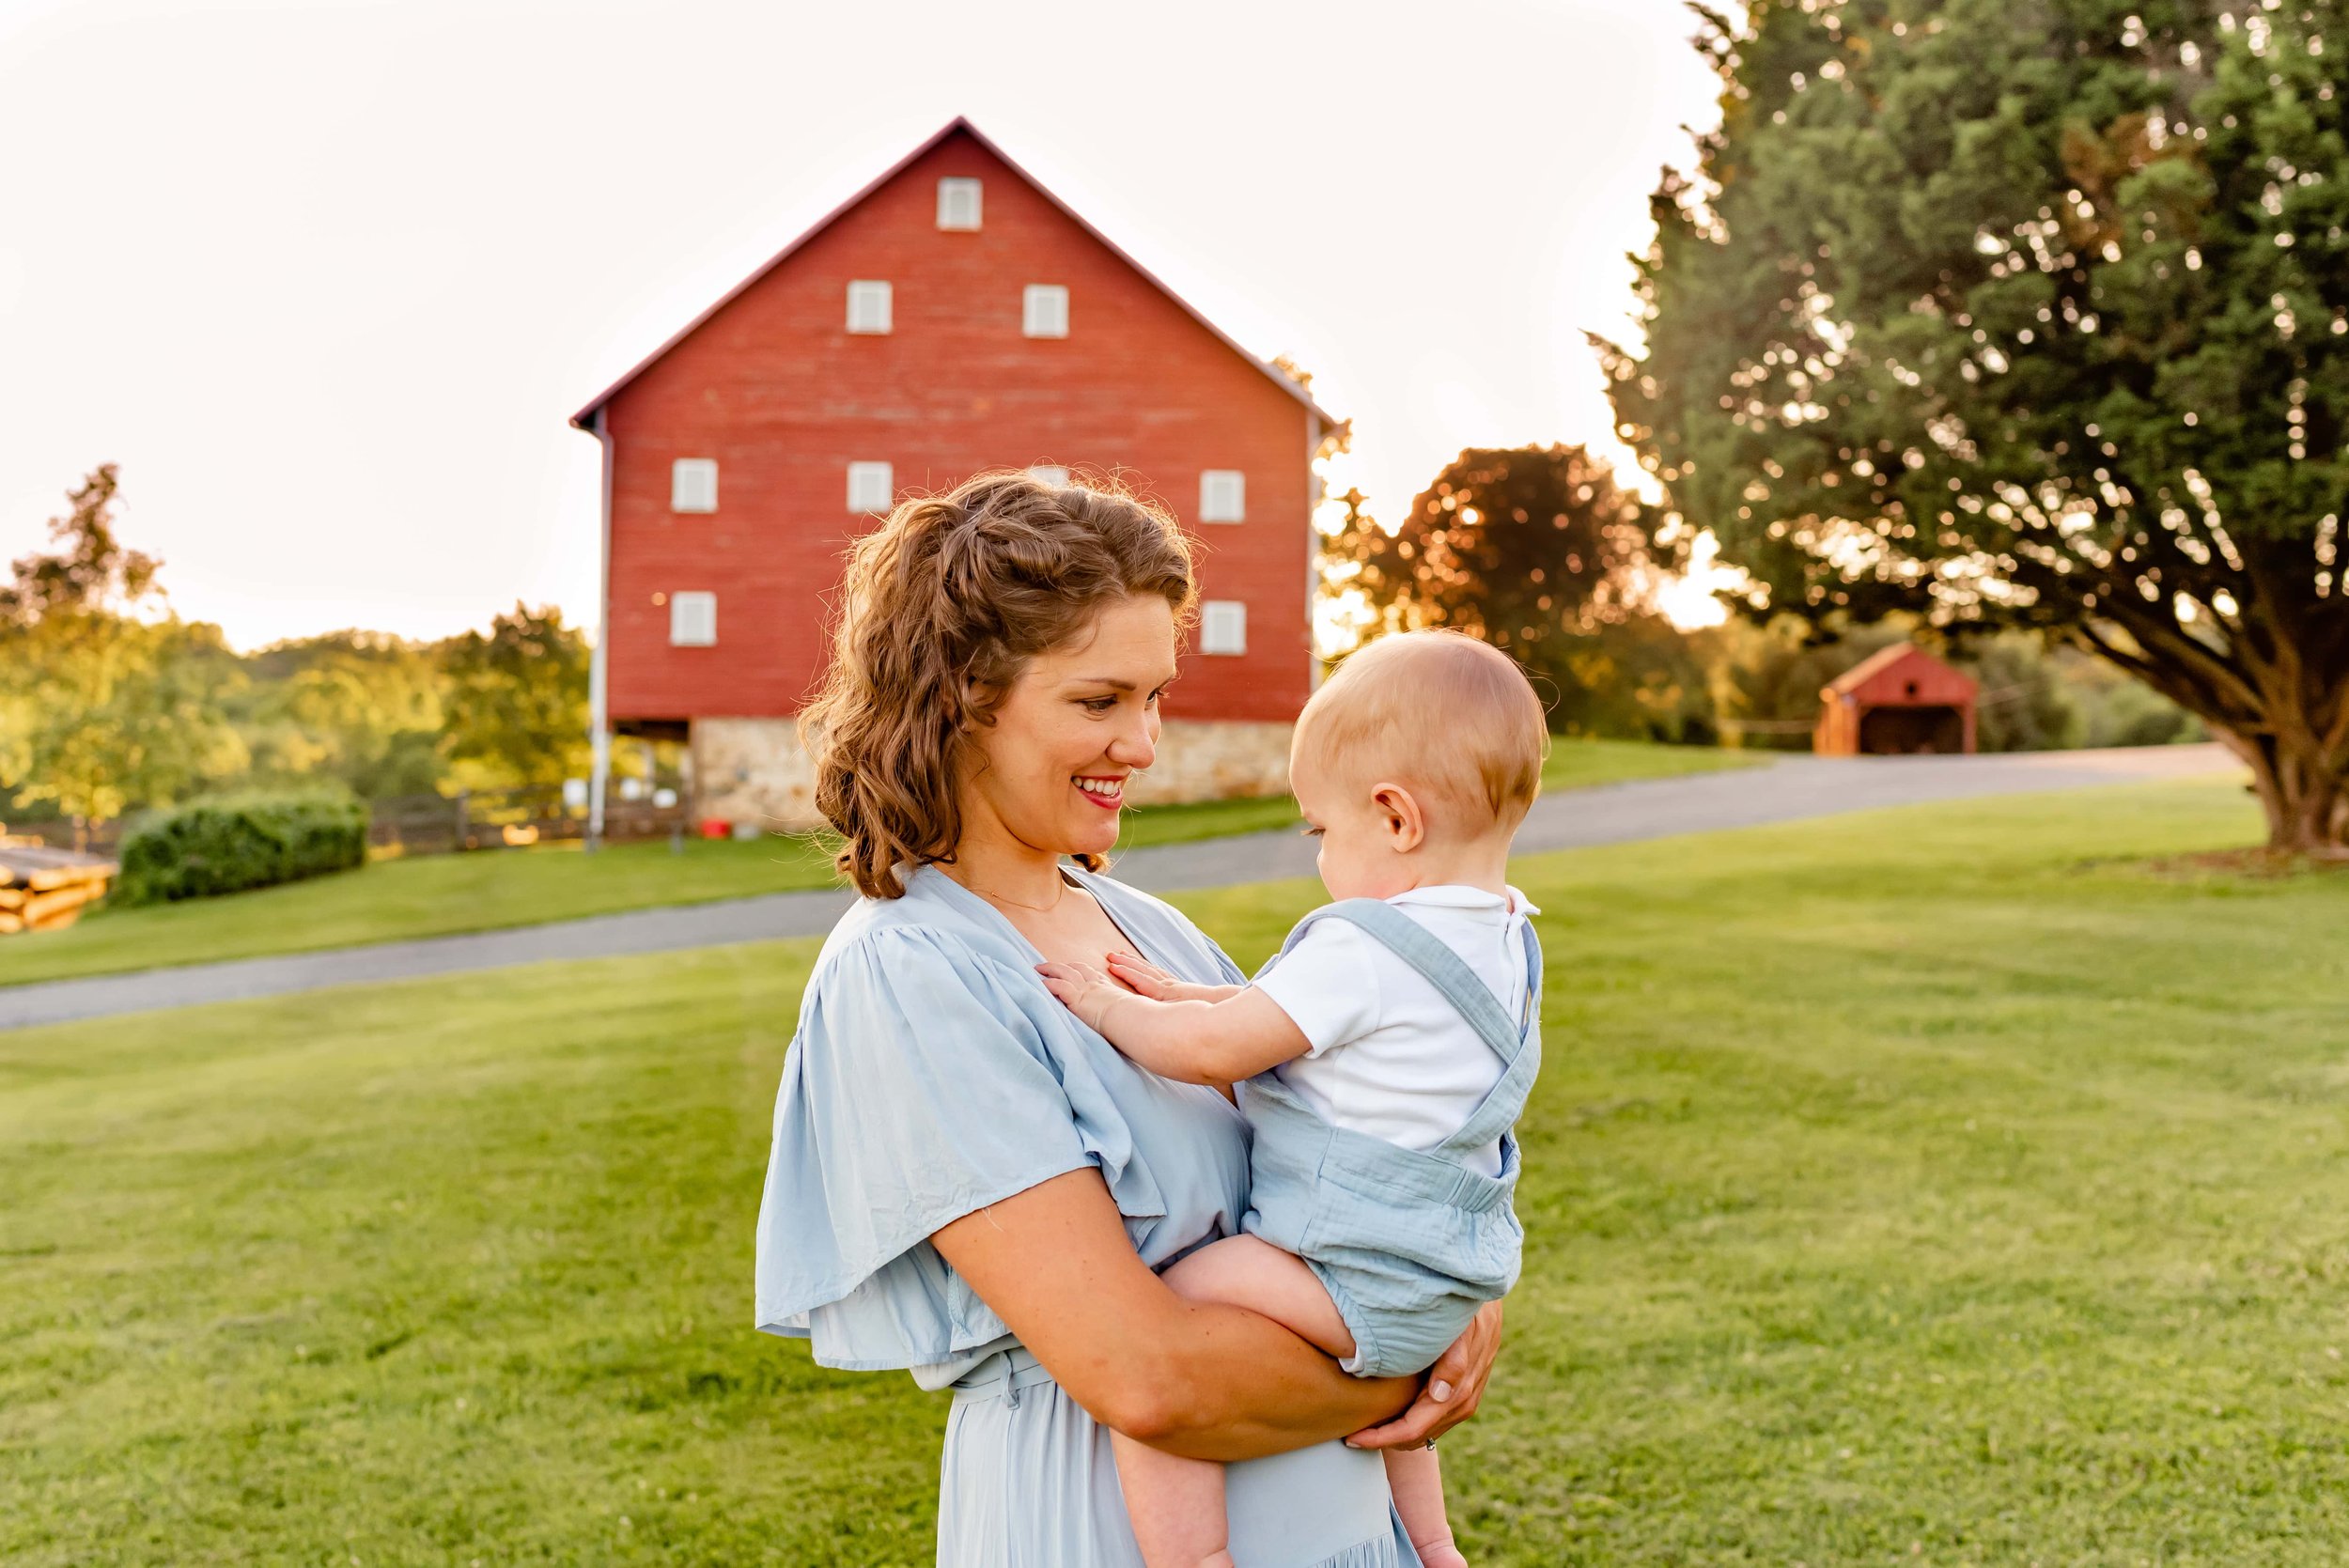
[0,0,1729,650]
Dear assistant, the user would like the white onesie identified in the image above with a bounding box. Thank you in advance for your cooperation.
[1249,884,1540,1179]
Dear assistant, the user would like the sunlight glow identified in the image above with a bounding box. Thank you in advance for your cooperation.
[1655,532,1742,629]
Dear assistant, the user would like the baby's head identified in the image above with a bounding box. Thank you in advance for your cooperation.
[1289,629,1547,900]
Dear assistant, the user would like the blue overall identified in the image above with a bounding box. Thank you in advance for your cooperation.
[1240,897,1545,1379]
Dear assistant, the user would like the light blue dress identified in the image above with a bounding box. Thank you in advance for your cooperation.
[754,863,1421,1568]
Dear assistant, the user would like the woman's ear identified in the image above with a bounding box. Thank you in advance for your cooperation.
[1369,783,1426,853]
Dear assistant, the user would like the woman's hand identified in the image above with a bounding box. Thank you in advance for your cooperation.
[1344,1299,1503,1451]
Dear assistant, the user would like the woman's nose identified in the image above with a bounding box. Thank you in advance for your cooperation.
[1106,708,1158,769]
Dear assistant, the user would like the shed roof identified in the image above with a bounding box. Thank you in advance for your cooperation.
[569,116,1340,433]
[1824,642,1977,698]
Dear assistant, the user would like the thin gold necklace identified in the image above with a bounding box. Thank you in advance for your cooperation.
[960,870,1068,914]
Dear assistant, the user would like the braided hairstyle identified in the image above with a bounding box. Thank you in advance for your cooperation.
[802,470,1198,898]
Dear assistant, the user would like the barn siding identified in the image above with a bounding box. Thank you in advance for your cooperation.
[598,129,1315,737]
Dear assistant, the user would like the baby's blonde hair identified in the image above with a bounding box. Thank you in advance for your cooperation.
[1293,629,1548,832]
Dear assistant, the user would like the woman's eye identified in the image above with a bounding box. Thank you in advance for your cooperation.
[1300,826,1325,838]
[1081,696,1117,714]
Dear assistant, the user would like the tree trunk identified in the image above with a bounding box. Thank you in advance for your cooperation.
[2073,613,2349,859]
[2215,726,2349,857]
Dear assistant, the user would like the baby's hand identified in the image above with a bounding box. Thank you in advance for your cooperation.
[1034,960,1123,1033]
[1105,952,1242,1005]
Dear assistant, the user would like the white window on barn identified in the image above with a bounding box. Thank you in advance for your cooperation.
[669,591,717,647]
[1199,600,1247,656]
[1199,469,1246,523]
[847,280,893,334]
[847,461,894,514]
[937,178,983,231]
[671,458,718,514]
[1027,465,1070,487]
[1022,284,1069,339]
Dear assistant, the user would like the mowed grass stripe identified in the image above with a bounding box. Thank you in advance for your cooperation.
[5,779,2344,1564]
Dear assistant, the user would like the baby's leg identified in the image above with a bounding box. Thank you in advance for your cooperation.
[1112,1237,1357,1568]
[1384,1446,1467,1568]
[1111,1432,1232,1568]
[1167,1241,1465,1565]
[1160,1234,1356,1358]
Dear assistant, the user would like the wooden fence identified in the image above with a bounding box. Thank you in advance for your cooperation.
[366,789,692,856]
[0,788,692,862]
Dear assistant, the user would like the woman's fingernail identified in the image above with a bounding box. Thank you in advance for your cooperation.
[1430,1380,1454,1403]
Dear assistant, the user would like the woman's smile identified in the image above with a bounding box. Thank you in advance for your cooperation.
[1075,774,1128,809]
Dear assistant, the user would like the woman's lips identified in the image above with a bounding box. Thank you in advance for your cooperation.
[1074,776,1125,809]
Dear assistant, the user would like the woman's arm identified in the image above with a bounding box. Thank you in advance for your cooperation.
[1036,962,1307,1086]
[932,1168,1411,1461]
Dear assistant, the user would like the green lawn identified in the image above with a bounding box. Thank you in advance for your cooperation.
[1531,735,1761,793]
[9,778,2334,1565]
[0,739,1751,988]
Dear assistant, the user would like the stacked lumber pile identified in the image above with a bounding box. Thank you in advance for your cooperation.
[0,843,118,935]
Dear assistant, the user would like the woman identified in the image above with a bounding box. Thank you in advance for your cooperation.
[754,472,1503,1565]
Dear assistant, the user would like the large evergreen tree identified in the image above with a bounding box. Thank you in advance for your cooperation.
[1609,0,2349,851]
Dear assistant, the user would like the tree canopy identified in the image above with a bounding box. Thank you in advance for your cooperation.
[1609,0,2349,850]
[0,466,244,837]
[1324,444,1715,739]
[2,472,602,838]
[438,604,590,790]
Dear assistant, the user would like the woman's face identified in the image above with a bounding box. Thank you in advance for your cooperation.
[958,594,1178,861]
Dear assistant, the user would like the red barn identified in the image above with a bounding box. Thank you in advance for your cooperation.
[570,116,1338,833]
[1814,643,1980,755]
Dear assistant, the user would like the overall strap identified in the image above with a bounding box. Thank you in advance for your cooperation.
[1445,911,1546,1155]
[1515,916,1544,1032]
[1288,898,1527,1069]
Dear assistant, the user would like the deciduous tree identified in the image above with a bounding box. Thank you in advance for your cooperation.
[0,467,244,843]
[1325,445,1713,737]
[438,603,589,789]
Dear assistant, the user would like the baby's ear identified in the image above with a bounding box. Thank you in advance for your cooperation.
[1369,782,1428,851]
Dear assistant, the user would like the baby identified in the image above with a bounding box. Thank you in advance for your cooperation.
[1039,629,1548,1568]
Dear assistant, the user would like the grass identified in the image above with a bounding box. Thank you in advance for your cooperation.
[0,738,1750,988]
[1531,735,1762,793]
[9,779,2330,1564]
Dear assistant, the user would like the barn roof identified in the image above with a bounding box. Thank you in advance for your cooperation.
[1824,641,1975,696]
[569,116,1340,432]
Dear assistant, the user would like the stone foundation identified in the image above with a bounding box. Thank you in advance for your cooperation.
[689,716,1292,832]
[691,717,821,832]
[1122,719,1293,806]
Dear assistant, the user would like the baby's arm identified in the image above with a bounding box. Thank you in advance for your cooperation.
[1035,961,1307,1086]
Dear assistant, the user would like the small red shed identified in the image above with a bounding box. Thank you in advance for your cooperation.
[569,117,1339,834]
[1814,643,1979,755]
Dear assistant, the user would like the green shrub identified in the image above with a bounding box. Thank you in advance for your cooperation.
[114,792,368,906]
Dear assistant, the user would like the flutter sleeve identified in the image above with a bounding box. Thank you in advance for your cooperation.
[753,924,1101,1370]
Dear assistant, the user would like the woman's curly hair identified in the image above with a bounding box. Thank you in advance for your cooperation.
[802,470,1198,899]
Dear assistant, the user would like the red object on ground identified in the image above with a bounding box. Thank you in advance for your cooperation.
[1814,644,1980,755]
[698,818,732,840]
